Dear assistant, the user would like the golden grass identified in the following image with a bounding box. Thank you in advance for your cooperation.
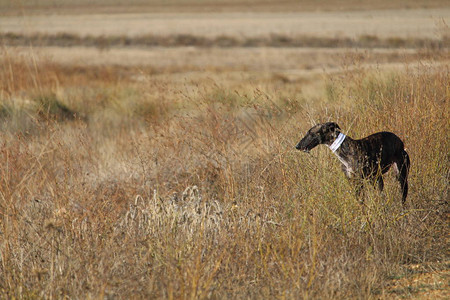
[0,47,448,298]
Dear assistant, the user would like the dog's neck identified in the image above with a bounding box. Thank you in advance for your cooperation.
[327,133,356,176]
[327,132,346,153]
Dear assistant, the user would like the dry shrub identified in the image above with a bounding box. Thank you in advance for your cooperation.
[1,32,448,49]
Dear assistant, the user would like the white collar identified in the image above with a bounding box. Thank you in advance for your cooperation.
[327,133,346,153]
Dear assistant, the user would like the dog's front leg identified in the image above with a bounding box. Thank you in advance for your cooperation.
[354,180,365,204]
[346,176,365,204]
[341,165,365,204]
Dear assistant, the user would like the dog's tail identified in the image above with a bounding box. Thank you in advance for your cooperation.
[403,150,410,171]
[398,149,410,205]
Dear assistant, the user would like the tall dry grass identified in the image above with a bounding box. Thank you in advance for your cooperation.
[0,51,448,298]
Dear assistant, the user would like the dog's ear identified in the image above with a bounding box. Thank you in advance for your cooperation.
[329,122,340,131]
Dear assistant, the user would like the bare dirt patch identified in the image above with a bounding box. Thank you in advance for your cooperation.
[385,263,450,299]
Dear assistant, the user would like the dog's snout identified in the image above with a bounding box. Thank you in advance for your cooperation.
[295,143,309,153]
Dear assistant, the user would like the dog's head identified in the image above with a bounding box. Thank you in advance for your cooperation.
[295,122,341,152]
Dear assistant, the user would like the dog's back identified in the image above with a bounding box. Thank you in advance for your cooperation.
[358,132,405,167]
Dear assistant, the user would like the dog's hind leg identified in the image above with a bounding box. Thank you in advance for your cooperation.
[397,150,410,205]
[376,175,384,192]
[354,180,365,204]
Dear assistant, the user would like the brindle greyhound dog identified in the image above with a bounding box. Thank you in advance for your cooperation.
[296,122,410,205]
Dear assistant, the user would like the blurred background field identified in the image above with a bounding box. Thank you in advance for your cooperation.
[0,1,449,299]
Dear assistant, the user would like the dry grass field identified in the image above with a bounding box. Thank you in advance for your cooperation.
[1,0,449,14]
[0,1,449,299]
[2,9,449,39]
